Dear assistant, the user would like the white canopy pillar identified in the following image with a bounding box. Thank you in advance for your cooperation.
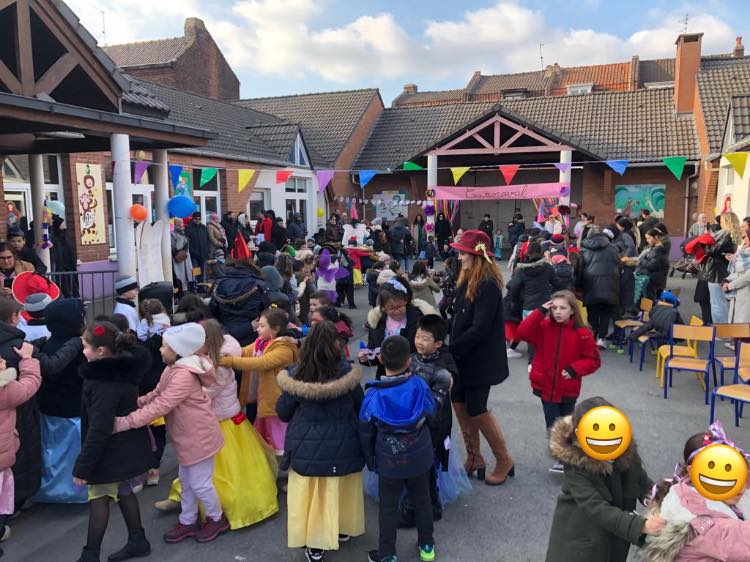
[111,134,136,278]
[153,149,172,282]
[29,154,50,270]
[426,153,437,232]
[559,150,572,205]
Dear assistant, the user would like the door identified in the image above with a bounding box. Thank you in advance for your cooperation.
[194,192,220,223]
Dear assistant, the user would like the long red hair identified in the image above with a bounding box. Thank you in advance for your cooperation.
[457,254,504,302]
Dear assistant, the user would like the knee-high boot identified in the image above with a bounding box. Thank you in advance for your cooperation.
[474,411,515,486]
[452,401,485,479]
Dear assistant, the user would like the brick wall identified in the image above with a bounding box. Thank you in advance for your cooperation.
[123,65,177,89]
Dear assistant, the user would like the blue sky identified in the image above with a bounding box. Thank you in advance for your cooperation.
[68,0,750,104]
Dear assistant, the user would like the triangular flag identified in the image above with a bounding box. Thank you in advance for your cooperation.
[238,169,256,193]
[554,162,572,174]
[316,170,334,192]
[133,161,150,184]
[402,161,423,171]
[724,152,749,178]
[200,167,218,187]
[276,170,293,184]
[605,160,629,175]
[499,164,520,185]
[451,166,471,184]
[662,156,687,180]
[359,170,377,188]
[168,164,183,188]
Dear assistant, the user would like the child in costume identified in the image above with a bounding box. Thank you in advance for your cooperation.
[112,276,139,331]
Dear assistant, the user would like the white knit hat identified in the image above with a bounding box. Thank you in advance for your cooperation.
[163,323,205,358]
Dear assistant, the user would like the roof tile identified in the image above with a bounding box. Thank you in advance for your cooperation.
[103,37,189,67]
[697,57,750,153]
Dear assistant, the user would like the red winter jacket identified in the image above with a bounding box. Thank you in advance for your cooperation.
[517,308,600,402]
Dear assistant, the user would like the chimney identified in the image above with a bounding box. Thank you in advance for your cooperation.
[674,33,703,114]
[184,17,207,40]
[733,36,744,58]
[403,83,418,95]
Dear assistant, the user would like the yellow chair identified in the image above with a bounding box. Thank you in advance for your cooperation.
[663,324,716,404]
[620,298,654,354]
[710,342,750,426]
[712,323,750,386]
[656,316,703,387]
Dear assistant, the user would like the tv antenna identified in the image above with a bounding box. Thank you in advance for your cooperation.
[101,10,106,45]
[539,43,545,69]
[679,13,689,34]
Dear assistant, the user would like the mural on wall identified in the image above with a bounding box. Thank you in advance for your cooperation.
[614,184,666,218]
[76,163,106,245]
[173,170,193,197]
[374,191,409,221]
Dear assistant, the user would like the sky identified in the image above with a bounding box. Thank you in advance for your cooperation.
[66,0,750,105]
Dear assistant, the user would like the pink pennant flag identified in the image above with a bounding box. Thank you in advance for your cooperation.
[133,161,150,184]
[554,162,572,174]
[499,164,520,185]
[276,170,293,184]
[316,170,334,192]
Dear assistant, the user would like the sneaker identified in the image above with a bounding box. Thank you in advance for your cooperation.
[337,534,350,543]
[195,514,230,543]
[549,461,564,474]
[146,469,160,487]
[596,338,607,349]
[506,347,522,358]
[0,525,10,542]
[163,522,199,543]
[724,342,736,352]
[154,499,180,512]
[368,551,396,562]
[418,544,436,562]
[304,547,325,562]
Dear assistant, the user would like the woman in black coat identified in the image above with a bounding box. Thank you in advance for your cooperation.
[50,215,79,297]
[448,230,513,487]
[576,231,621,345]
[508,241,556,314]
[435,213,453,258]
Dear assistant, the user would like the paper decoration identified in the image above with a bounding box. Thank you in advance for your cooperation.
[554,162,572,174]
[41,199,51,250]
[402,161,423,171]
[276,170,293,184]
[499,164,520,185]
[662,156,687,180]
[605,160,629,175]
[200,167,218,187]
[238,169,256,193]
[451,166,471,184]
[433,182,565,200]
[76,163,106,245]
[168,164,183,188]
[133,161,150,184]
[358,170,377,188]
[725,152,748,178]
[316,170,334,192]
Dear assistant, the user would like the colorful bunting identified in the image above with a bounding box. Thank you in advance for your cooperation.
[402,161,423,171]
[554,162,571,174]
[359,170,377,188]
[168,164,183,188]
[316,170,334,192]
[662,156,687,180]
[451,166,471,184]
[724,152,749,178]
[133,161,150,184]
[200,167,218,187]
[499,164,520,185]
[237,169,256,193]
[605,160,629,175]
[276,170,293,184]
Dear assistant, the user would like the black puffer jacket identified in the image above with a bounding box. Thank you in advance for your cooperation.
[552,261,574,290]
[389,223,410,257]
[635,244,670,294]
[699,230,736,283]
[276,363,364,477]
[630,303,683,341]
[576,234,621,306]
[74,353,154,484]
[509,258,556,311]
[210,264,269,346]
[36,299,86,418]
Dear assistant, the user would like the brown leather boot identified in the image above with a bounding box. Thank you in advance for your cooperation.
[474,411,515,485]
[452,401,486,479]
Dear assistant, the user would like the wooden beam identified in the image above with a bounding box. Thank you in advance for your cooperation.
[0,0,17,12]
[501,129,524,148]
[433,145,571,156]
[440,115,502,151]
[0,59,21,94]
[472,133,493,149]
[35,52,77,94]
[15,0,34,96]
[493,121,500,148]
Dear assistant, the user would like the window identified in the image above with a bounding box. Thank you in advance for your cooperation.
[285,177,307,193]
[724,165,735,187]
[289,134,309,167]
[567,83,594,95]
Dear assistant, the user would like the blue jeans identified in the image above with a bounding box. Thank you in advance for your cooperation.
[708,282,729,324]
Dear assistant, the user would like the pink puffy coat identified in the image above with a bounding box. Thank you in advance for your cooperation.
[0,359,41,469]
[203,335,242,421]
[115,355,223,466]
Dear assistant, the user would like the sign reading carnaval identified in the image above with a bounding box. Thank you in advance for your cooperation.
[75,163,106,245]
[432,182,568,200]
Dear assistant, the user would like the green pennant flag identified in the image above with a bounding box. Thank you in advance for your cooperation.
[662,156,687,181]
[199,167,218,187]
[402,161,424,171]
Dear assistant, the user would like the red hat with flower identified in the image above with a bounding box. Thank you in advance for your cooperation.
[449,229,494,263]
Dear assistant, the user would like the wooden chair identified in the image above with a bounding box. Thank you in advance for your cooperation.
[663,324,716,404]
[710,342,750,426]
[623,298,654,359]
[656,316,703,387]
[712,323,750,387]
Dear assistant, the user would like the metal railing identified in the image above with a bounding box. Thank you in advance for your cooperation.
[48,270,119,321]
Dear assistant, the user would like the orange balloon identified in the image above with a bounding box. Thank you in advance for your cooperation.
[130,204,148,222]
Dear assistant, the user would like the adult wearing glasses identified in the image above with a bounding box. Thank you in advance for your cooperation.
[0,241,34,296]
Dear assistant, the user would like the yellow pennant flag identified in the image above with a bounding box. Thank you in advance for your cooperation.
[724,152,749,178]
[451,166,471,184]
[238,169,256,193]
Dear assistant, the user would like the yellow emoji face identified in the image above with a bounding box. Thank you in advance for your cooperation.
[689,443,748,501]
[577,406,632,461]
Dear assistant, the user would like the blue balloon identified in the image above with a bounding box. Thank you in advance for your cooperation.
[167,195,196,218]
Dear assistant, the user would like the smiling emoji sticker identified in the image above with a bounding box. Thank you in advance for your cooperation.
[689,443,748,501]
[577,406,632,461]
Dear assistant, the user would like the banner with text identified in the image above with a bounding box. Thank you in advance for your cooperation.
[433,182,568,201]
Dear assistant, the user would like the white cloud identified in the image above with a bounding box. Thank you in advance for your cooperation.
[65,0,742,87]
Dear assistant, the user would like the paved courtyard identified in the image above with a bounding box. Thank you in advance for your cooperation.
[5,273,748,562]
